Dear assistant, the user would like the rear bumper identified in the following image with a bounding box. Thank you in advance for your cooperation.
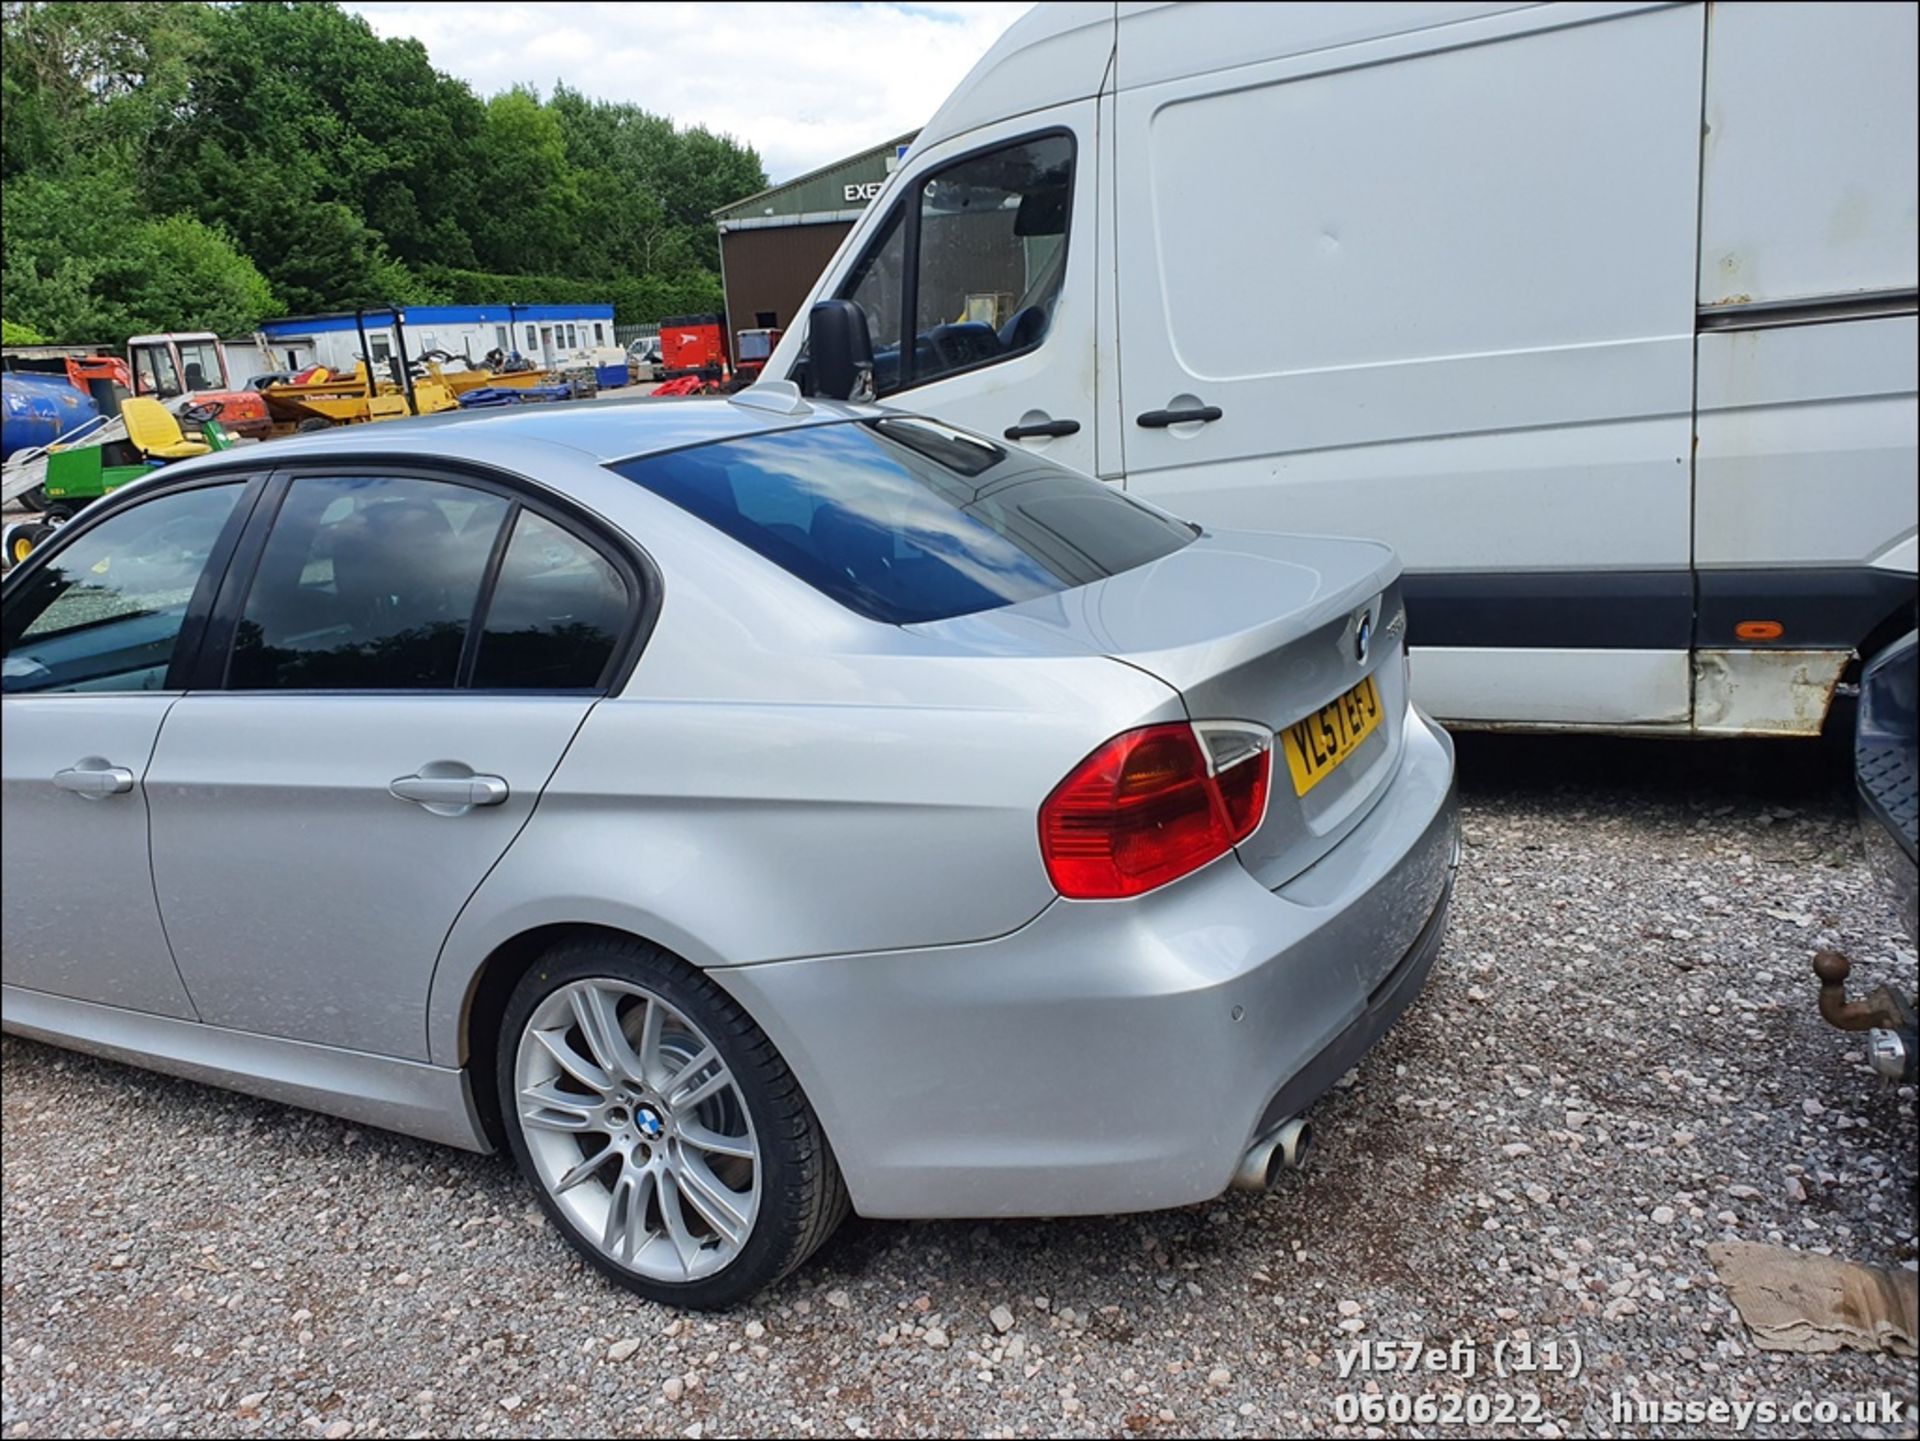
[1250,851,1452,1141]
[715,708,1459,1220]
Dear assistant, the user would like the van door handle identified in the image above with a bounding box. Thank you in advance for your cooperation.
[1136,405,1223,428]
[389,773,510,809]
[53,764,135,798]
[1003,418,1081,440]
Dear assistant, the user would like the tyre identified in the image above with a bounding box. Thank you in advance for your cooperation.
[5,522,43,565]
[22,484,50,512]
[295,417,333,433]
[497,936,848,1308]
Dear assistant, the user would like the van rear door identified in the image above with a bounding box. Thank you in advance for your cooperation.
[1109,3,1703,728]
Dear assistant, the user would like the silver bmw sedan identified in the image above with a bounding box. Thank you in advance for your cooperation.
[1,391,1457,1308]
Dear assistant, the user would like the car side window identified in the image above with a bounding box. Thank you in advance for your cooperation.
[2,483,244,695]
[227,474,509,690]
[471,511,629,689]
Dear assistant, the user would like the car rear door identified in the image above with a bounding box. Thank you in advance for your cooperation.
[2,475,259,1018]
[144,467,642,1060]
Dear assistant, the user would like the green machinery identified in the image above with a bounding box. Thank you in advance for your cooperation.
[4,397,235,564]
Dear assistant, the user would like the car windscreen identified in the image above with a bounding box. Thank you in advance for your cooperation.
[608,418,1195,625]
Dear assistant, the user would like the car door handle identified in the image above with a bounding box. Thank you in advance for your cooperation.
[389,774,510,808]
[1136,405,1223,428]
[1003,418,1081,440]
[53,765,135,798]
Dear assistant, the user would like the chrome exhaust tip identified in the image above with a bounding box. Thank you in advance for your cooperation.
[1231,1116,1314,1191]
[1231,1134,1281,1192]
[1274,1116,1313,1171]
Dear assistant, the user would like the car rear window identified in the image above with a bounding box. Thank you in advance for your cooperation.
[608,419,1195,624]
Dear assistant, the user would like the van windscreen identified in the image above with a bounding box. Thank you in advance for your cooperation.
[608,418,1195,625]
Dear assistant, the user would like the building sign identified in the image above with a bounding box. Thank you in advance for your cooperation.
[843,181,886,204]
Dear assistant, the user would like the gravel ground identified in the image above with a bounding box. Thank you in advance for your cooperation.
[3,734,1916,1440]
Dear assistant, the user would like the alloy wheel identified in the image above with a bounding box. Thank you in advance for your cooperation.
[514,978,761,1282]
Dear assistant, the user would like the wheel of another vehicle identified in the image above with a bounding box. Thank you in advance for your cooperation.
[22,484,51,512]
[6,522,42,565]
[295,417,333,433]
[42,502,78,524]
[497,936,848,1309]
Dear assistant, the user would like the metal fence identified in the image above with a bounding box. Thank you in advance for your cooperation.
[613,323,659,351]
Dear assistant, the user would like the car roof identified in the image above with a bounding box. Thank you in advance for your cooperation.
[241,393,884,468]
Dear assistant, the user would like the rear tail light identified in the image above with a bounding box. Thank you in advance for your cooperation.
[1039,721,1273,899]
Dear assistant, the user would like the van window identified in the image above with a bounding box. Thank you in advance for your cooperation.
[838,206,907,390]
[911,134,1072,387]
[837,134,1073,398]
[610,417,1192,625]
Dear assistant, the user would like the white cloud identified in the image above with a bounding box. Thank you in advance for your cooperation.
[343,1,1034,182]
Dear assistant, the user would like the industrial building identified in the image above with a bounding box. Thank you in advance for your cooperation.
[713,133,917,345]
[248,303,617,376]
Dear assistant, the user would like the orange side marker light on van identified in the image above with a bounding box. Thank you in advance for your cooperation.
[1735,620,1784,641]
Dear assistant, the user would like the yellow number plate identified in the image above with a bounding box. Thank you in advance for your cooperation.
[1281,675,1384,796]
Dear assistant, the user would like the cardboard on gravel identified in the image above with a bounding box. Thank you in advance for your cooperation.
[1710,1240,1919,1357]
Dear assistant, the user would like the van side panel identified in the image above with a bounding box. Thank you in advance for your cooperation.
[1111,4,1704,726]
[1698,2,1918,309]
[1111,1,1537,89]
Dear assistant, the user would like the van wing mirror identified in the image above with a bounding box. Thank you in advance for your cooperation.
[807,299,875,402]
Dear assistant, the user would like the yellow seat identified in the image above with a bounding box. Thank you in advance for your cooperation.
[121,397,211,459]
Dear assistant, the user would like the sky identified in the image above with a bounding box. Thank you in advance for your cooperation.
[343,1,1035,183]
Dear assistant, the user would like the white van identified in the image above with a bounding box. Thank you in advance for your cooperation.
[766,0,1919,736]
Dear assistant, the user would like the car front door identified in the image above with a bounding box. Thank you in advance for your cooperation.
[1,477,257,1017]
[145,469,641,1059]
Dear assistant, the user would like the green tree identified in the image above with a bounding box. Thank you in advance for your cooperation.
[1,0,208,179]
[2,169,272,336]
[2,1,772,333]
[470,87,582,274]
[114,213,277,334]
[148,3,486,257]
[548,84,764,280]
